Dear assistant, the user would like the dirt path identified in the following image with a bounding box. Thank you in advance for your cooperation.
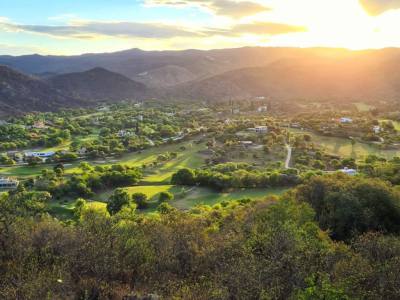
[285,144,292,169]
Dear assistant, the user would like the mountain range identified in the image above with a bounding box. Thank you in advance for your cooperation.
[1,47,400,114]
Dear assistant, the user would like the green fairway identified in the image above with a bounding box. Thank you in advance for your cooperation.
[290,129,400,160]
[354,102,375,112]
[97,184,288,211]
[379,119,400,131]
[171,186,288,209]
[0,137,207,179]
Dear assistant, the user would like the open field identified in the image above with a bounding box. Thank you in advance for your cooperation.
[0,136,208,180]
[96,184,288,211]
[379,119,400,131]
[290,129,400,160]
[354,102,375,112]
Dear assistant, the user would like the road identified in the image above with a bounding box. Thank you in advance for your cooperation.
[285,144,292,169]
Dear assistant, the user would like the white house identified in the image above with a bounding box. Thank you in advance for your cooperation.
[240,141,253,147]
[0,177,19,189]
[117,130,134,138]
[373,125,381,134]
[25,151,55,158]
[255,126,268,134]
[340,117,353,124]
[257,106,268,113]
[340,167,357,176]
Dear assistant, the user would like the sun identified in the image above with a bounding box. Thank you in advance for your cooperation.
[260,0,398,49]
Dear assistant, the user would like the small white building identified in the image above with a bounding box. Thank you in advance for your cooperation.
[255,126,268,134]
[25,151,55,158]
[373,125,381,134]
[340,117,353,124]
[257,106,268,113]
[340,167,357,176]
[117,130,134,138]
[240,141,253,147]
[0,177,19,189]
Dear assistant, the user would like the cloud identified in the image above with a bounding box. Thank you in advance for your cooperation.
[0,43,48,55]
[1,21,204,39]
[145,0,270,18]
[230,21,307,35]
[1,18,305,40]
[359,0,400,15]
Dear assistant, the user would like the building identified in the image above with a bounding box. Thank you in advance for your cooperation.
[117,130,135,138]
[373,125,381,134]
[32,121,48,129]
[257,106,268,113]
[0,177,19,189]
[340,117,353,124]
[25,151,55,158]
[255,126,268,134]
[340,167,357,176]
[240,141,253,147]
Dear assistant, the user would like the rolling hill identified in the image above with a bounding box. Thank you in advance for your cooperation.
[175,50,400,102]
[0,65,83,116]
[48,67,147,102]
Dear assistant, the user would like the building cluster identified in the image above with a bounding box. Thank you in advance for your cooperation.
[0,177,19,189]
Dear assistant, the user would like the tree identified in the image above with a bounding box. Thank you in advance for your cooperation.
[26,156,42,166]
[295,174,400,240]
[171,168,196,185]
[106,188,131,215]
[157,202,176,214]
[159,191,174,203]
[132,192,148,209]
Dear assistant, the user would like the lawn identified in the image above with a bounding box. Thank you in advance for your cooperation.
[354,102,375,112]
[290,129,400,160]
[0,137,208,179]
[171,186,288,209]
[379,119,400,131]
[96,184,288,211]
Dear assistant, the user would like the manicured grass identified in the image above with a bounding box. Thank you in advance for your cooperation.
[379,119,400,131]
[48,201,75,219]
[96,184,288,211]
[49,200,108,219]
[171,186,288,210]
[0,162,79,178]
[0,137,207,179]
[354,102,375,112]
[290,129,400,160]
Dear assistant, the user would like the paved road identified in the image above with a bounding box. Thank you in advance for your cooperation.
[285,144,292,169]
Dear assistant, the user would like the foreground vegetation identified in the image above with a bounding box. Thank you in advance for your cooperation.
[1,174,400,299]
[2,101,400,298]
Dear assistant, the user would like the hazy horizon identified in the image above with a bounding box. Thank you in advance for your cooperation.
[2,0,400,55]
[3,45,400,58]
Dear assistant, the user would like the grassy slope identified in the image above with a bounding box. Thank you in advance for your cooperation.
[96,185,288,211]
[290,129,400,160]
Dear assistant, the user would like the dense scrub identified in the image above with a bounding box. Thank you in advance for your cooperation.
[1,174,400,299]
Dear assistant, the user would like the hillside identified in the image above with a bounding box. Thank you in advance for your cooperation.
[0,65,82,115]
[48,67,147,102]
[177,51,400,102]
[0,47,368,88]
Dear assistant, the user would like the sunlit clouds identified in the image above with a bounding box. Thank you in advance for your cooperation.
[1,0,400,54]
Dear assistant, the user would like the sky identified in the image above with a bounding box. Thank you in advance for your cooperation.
[1,0,400,55]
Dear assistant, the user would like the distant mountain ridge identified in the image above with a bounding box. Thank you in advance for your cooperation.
[2,47,400,115]
[0,47,368,88]
[0,65,84,116]
[48,67,147,102]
